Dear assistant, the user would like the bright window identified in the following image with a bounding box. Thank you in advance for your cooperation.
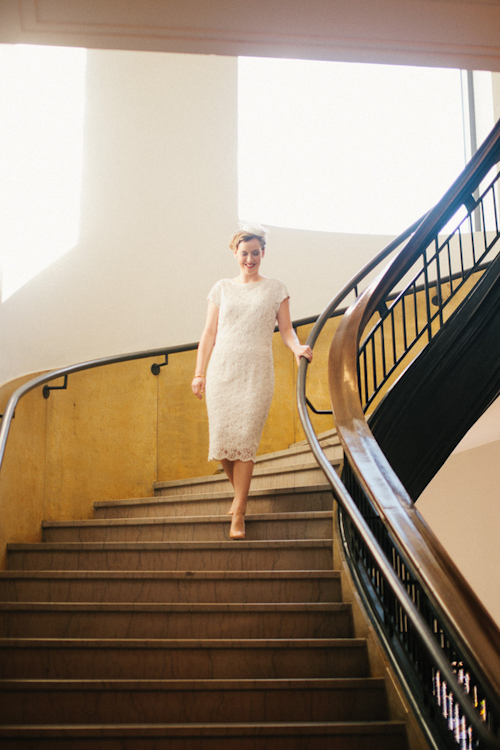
[238,58,495,236]
[0,44,87,302]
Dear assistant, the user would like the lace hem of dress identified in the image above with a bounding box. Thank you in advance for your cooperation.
[209,449,256,463]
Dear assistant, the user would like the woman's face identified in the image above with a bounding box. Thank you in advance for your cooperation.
[234,238,265,279]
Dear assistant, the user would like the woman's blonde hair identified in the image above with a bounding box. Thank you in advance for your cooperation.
[230,223,267,252]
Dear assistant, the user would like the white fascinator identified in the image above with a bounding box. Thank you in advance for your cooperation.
[239,220,269,239]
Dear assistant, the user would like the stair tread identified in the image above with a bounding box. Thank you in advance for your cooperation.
[0,602,349,612]
[0,677,383,689]
[291,429,338,448]
[154,462,336,490]
[94,483,332,508]
[0,721,406,737]
[254,434,340,460]
[43,511,333,529]
[0,570,340,580]
[8,539,332,550]
[0,637,367,648]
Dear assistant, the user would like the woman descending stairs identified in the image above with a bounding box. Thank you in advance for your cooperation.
[0,431,408,749]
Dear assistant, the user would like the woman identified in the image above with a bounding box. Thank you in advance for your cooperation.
[191,225,312,540]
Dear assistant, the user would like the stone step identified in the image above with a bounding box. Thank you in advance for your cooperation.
[7,540,333,572]
[41,511,333,544]
[0,571,342,604]
[0,638,369,680]
[154,462,338,498]
[0,677,388,724]
[0,602,352,639]
[291,428,338,448]
[0,722,408,750]
[249,440,342,471]
[0,721,407,750]
[94,485,333,520]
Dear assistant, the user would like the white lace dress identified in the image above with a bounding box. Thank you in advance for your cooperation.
[205,277,289,463]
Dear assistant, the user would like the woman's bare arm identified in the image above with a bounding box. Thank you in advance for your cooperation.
[277,298,312,366]
[191,300,219,399]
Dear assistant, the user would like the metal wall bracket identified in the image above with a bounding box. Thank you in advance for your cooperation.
[306,397,332,415]
[43,374,68,399]
[151,354,168,376]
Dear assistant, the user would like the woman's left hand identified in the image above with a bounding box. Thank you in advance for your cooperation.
[293,344,313,367]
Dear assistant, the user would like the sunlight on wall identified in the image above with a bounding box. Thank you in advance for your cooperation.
[0,44,87,303]
[238,58,494,236]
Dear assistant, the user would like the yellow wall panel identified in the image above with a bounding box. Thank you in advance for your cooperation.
[157,349,218,482]
[0,376,47,568]
[43,359,159,520]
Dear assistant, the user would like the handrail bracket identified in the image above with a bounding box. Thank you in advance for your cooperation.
[43,375,68,400]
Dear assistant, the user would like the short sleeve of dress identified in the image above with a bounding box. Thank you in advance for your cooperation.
[207,280,223,307]
[274,279,289,312]
[277,280,289,305]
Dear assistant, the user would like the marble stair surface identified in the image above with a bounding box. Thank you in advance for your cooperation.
[0,430,408,749]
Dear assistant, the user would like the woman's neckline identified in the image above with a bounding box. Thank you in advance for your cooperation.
[229,276,269,286]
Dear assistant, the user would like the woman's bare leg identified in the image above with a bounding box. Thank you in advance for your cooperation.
[220,459,235,486]
[220,459,236,514]
[229,459,254,538]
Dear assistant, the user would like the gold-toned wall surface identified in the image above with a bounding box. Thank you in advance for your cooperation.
[0,374,48,569]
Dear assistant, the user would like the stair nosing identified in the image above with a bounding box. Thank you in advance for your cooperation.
[250,440,340,464]
[0,637,367,648]
[0,676,384,690]
[153,462,338,491]
[0,721,406,737]
[0,570,341,580]
[42,511,334,529]
[0,601,350,613]
[94,483,333,509]
[8,539,332,551]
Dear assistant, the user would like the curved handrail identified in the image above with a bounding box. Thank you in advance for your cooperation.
[298,119,500,749]
[0,343,199,469]
[297,274,500,749]
[330,117,500,699]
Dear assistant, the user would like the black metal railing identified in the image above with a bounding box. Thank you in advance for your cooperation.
[297,117,500,750]
[340,463,498,750]
[359,167,500,412]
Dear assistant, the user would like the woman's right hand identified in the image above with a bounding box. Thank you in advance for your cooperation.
[191,375,206,399]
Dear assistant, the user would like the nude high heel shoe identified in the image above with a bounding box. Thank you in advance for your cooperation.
[229,513,245,540]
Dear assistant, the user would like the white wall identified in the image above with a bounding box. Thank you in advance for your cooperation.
[418,434,500,625]
[0,47,394,386]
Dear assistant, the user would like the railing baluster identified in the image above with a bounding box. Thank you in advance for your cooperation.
[423,253,433,343]
[371,334,378,396]
[493,184,499,236]
[447,241,454,295]
[458,226,465,282]
[435,238,444,329]
[380,317,387,380]
[470,214,477,265]
[402,293,408,353]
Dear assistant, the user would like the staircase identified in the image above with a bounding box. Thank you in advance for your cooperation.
[0,430,408,749]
